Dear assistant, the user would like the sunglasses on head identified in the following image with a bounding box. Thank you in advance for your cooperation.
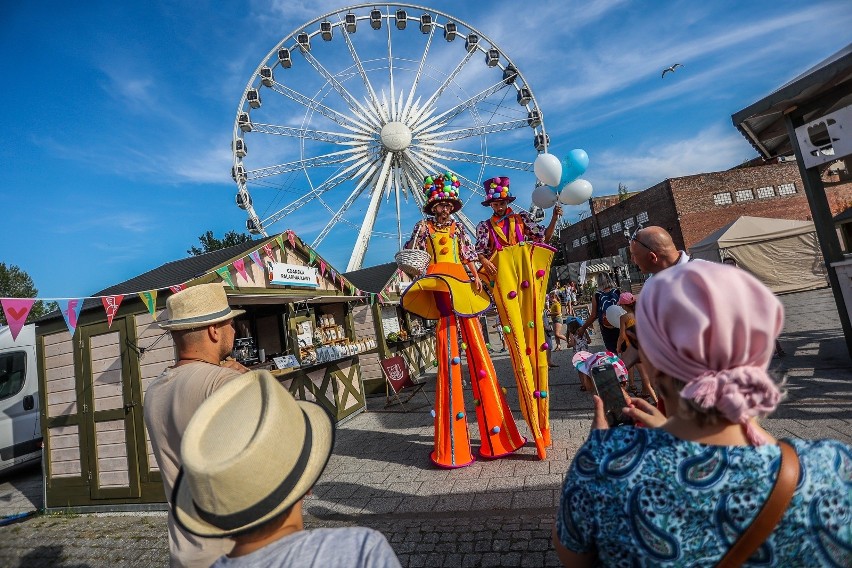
[627,227,655,254]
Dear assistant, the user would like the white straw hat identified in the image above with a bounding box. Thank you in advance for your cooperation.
[172,370,334,537]
[159,283,245,330]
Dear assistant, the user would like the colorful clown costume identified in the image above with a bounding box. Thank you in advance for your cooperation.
[401,217,526,468]
[475,176,561,460]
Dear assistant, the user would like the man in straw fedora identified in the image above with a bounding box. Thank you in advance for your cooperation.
[144,283,250,567]
[173,370,401,567]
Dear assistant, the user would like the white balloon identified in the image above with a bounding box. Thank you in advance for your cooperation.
[559,179,593,205]
[533,153,562,187]
[531,186,558,208]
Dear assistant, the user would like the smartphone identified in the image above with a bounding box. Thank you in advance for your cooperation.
[591,364,633,427]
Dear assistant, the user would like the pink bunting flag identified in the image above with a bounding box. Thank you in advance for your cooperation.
[59,298,84,336]
[262,243,275,261]
[138,291,158,316]
[169,284,186,294]
[101,295,124,328]
[319,260,326,277]
[248,250,264,269]
[233,258,249,281]
[1,298,35,341]
[339,274,345,289]
[287,230,296,248]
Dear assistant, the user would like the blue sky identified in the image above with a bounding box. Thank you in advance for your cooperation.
[1,1,850,300]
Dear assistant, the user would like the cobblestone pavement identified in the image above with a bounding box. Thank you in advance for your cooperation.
[0,288,849,567]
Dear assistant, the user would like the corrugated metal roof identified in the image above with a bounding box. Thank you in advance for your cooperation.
[39,238,269,322]
[343,262,398,293]
[732,43,852,158]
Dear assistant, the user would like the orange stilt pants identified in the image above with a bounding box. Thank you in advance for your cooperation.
[431,298,526,468]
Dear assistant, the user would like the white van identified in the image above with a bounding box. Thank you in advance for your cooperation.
[0,325,41,474]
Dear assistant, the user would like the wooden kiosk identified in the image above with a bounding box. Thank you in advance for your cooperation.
[36,232,369,511]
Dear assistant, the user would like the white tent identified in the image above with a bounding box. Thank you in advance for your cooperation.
[690,216,828,294]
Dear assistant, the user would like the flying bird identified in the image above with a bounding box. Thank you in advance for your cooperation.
[661,63,683,78]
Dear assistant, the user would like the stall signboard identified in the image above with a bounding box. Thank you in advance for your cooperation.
[268,262,320,288]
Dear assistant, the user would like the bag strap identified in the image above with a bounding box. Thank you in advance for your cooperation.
[716,440,800,568]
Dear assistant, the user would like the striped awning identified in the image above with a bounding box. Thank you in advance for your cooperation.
[585,263,611,273]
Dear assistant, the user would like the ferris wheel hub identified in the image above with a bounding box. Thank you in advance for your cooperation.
[380,121,412,151]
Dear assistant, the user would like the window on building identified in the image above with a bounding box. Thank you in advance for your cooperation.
[572,239,580,248]
[735,189,754,202]
[623,218,634,229]
[589,232,597,241]
[713,192,733,206]
[600,226,610,237]
[777,183,797,196]
[756,186,775,199]
[580,236,588,245]
[637,211,649,224]
[612,222,622,233]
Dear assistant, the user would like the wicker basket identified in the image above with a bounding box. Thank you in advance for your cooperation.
[395,249,430,278]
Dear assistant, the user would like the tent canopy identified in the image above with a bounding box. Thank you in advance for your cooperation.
[691,216,816,251]
[690,216,827,294]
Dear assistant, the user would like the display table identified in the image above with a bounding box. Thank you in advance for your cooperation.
[265,355,366,423]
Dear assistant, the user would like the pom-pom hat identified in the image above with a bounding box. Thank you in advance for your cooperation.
[481,176,516,206]
[422,172,463,214]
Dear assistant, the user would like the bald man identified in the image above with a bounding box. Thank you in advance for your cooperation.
[628,226,690,275]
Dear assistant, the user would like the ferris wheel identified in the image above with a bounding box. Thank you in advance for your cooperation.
[232,3,549,271]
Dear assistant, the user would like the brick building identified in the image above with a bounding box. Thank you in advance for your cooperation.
[558,159,852,264]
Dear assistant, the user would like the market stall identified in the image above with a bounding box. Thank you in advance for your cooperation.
[35,230,371,511]
[345,262,436,395]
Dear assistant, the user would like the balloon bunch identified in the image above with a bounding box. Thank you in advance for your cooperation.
[532,149,593,207]
[424,172,461,198]
[485,177,510,201]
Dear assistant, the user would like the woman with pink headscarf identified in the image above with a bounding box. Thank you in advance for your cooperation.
[553,262,851,567]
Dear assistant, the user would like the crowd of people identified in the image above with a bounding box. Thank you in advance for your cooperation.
[143,207,850,566]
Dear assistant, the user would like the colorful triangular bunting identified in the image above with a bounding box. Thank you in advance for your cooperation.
[101,295,124,328]
[0,298,35,340]
[319,260,326,277]
[59,299,84,335]
[262,243,275,261]
[169,284,186,294]
[139,291,158,316]
[248,250,264,269]
[233,258,249,281]
[215,266,235,289]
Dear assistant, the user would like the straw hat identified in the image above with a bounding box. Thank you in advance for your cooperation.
[173,370,334,537]
[159,283,245,330]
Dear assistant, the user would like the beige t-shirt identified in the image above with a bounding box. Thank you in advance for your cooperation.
[144,362,242,567]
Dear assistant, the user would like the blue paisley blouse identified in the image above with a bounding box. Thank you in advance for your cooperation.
[556,427,852,567]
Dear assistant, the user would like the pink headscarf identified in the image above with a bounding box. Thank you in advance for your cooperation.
[636,262,784,445]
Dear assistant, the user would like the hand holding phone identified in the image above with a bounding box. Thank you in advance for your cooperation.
[590,364,633,427]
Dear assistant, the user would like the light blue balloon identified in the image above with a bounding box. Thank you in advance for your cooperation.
[559,149,590,189]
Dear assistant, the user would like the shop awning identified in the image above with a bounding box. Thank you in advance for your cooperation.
[585,263,611,273]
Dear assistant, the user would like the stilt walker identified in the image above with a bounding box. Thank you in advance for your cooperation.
[475,176,562,459]
[401,172,526,468]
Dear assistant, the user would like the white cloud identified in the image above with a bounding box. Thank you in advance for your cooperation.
[589,124,748,193]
